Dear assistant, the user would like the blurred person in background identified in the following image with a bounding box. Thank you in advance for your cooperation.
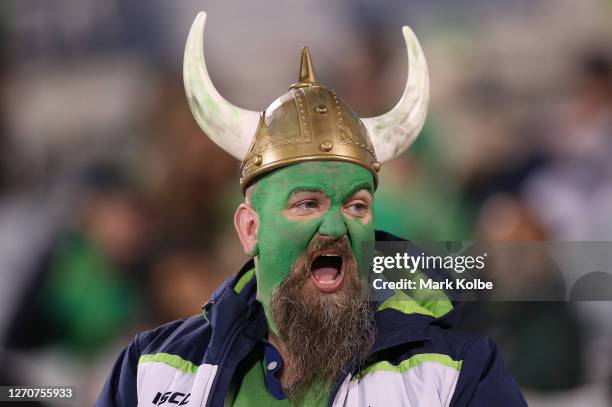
[6,166,149,355]
[467,192,583,391]
[95,12,526,407]
[0,164,152,404]
[524,51,612,240]
[521,51,612,398]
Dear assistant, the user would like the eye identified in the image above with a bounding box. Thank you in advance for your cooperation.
[344,201,369,217]
[284,193,330,219]
[295,200,319,210]
[288,199,323,216]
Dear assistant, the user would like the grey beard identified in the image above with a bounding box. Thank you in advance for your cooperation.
[269,235,376,402]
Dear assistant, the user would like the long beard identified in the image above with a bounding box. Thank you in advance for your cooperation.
[269,235,376,402]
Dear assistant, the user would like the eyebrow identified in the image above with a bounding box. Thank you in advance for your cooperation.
[287,188,326,199]
[345,182,374,198]
[285,183,373,201]
[289,187,324,194]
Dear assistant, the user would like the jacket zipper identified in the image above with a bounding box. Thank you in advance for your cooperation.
[203,313,252,407]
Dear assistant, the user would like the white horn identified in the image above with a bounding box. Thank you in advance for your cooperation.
[361,26,430,163]
[183,12,260,159]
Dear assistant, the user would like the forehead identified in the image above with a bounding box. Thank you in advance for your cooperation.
[255,161,374,200]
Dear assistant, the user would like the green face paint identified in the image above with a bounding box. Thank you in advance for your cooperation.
[249,161,376,332]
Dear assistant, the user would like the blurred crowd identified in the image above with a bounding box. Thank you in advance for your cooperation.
[1,0,612,405]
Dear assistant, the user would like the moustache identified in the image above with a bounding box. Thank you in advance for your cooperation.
[291,234,358,287]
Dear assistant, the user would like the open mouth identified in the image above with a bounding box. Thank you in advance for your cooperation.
[310,252,345,292]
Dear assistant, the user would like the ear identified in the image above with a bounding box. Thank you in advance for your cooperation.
[234,203,259,257]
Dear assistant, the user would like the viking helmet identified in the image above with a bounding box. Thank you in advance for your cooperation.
[184,12,429,191]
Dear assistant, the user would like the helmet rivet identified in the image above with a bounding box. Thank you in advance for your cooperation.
[254,155,263,166]
[315,104,328,114]
[320,141,333,152]
[373,161,381,172]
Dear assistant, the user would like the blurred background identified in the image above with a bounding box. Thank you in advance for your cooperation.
[0,0,611,405]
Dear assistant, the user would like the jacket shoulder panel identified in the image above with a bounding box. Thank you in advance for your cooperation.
[137,315,211,365]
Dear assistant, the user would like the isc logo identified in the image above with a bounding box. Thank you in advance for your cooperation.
[151,391,191,405]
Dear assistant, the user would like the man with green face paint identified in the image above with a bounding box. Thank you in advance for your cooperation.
[96,11,527,407]
[232,160,377,405]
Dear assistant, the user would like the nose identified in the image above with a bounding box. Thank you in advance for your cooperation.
[318,210,348,239]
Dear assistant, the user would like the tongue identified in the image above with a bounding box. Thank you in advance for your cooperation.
[313,267,338,282]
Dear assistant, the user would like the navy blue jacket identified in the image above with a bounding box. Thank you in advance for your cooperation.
[96,233,527,407]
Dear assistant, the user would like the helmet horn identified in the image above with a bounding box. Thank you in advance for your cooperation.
[361,26,430,163]
[183,12,260,159]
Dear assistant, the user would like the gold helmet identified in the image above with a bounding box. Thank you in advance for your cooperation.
[184,12,429,192]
